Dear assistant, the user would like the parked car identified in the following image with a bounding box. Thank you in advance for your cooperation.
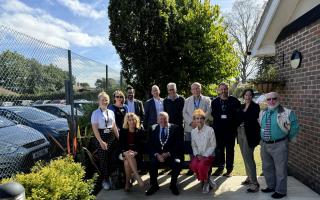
[1,101,13,107]
[0,116,50,178]
[33,104,84,119]
[32,100,51,105]
[74,100,97,112]
[0,107,69,157]
[49,99,66,104]
[13,100,34,106]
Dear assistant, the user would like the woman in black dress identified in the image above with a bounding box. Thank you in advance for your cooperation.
[119,113,145,192]
[109,90,128,130]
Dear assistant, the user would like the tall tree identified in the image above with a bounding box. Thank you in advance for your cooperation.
[108,0,238,98]
[224,0,265,83]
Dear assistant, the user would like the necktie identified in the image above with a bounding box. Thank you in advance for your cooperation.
[161,128,166,143]
[263,112,272,141]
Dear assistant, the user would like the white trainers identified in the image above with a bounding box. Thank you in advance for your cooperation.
[102,180,111,190]
[202,183,210,193]
[209,176,217,190]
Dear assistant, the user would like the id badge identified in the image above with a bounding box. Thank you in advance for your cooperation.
[221,114,227,119]
[104,129,110,133]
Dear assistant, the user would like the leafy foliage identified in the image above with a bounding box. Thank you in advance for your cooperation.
[0,156,96,200]
[108,0,238,98]
[0,51,69,95]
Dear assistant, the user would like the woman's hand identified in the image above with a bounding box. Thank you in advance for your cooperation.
[99,140,108,150]
[196,155,203,160]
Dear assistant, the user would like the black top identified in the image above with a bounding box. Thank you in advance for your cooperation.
[109,104,127,129]
[239,102,261,148]
[211,96,241,135]
[163,95,185,127]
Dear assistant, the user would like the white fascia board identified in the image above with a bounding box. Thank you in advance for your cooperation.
[251,0,280,57]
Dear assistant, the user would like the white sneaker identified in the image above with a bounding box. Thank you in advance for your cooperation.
[209,176,217,190]
[102,180,111,190]
[202,183,210,193]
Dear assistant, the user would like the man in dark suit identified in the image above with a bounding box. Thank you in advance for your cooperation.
[125,86,145,126]
[145,112,183,196]
[143,85,163,129]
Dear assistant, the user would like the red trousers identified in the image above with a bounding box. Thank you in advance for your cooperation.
[189,156,214,181]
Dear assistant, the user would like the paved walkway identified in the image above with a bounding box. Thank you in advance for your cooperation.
[96,175,319,200]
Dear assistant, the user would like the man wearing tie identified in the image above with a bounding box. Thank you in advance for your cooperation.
[145,112,183,196]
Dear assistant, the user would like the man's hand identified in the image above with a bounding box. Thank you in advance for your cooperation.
[161,152,170,160]
[156,153,165,162]
[191,121,197,128]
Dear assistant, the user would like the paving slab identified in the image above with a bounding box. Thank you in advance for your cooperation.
[96,175,319,200]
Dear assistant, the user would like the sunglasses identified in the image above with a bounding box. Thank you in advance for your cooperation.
[115,96,124,99]
[266,97,277,101]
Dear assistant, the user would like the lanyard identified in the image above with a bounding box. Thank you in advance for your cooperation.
[100,108,109,127]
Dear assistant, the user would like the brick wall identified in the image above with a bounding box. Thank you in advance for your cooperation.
[275,19,320,193]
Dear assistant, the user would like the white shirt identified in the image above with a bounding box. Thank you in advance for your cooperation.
[153,97,163,117]
[126,100,135,113]
[91,108,115,129]
[191,125,216,157]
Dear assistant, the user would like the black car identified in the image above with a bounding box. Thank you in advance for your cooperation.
[0,116,50,178]
[33,104,84,119]
[0,107,69,156]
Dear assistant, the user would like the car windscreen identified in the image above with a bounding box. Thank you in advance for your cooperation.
[9,107,58,122]
[0,116,15,128]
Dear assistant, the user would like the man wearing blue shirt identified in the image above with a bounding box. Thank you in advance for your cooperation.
[259,92,299,199]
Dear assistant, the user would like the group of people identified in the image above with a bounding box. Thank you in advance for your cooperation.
[91,82,299,199]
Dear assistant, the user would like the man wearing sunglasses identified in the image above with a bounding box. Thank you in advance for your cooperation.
[259,92,299,199]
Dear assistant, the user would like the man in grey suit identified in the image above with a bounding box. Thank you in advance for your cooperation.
[144,85,163,130]
[125,85,145,126]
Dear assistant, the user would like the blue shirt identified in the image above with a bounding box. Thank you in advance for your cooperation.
[153,97,163,117]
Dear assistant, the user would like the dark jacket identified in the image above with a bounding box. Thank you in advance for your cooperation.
[119,128,144,166]
[211,96,241,135]
[124,99,145,125]
[144,98,163,129]
[239,102,261,148]
[148,124,183,160]
[163,95,185,127]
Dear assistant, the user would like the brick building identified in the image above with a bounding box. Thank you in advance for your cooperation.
[250,0,320,193]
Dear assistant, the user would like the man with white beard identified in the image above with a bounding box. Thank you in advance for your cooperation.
[259,92,299,199]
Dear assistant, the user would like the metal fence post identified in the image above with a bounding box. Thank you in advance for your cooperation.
[68,50,75,154]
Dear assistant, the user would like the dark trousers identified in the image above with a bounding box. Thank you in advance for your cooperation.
[149,157,181,187]
[215,133,236,171]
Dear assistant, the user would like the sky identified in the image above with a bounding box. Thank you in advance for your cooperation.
[0,0,239,69]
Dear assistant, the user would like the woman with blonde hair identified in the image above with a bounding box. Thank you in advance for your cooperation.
[189,109,217,193]
[91,92,119,190]
[119,113,145,191]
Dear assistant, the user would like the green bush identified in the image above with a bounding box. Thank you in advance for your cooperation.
[0,157,96,200]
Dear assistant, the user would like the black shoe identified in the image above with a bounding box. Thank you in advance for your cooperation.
[261,187,275,193]
[223,169,232,177]
[271,192,286,199]
[170,185,179,195]
[212,167,224,176]
[186,169,193,176]
[145,185,160,196]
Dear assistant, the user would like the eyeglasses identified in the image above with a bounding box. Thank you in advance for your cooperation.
[266,97,277,101]
[168,89,175,91]
[115,96,124,99]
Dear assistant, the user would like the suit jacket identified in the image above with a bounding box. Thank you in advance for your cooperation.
[144,98,163,129]
[125,99,145,125]
[148,124,183,160]
[183,95,212,133]
[239,102,261,148]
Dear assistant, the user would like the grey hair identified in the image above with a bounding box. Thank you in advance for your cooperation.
[167,82,177,90]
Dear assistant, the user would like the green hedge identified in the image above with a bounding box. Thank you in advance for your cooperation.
[0,156,96,200]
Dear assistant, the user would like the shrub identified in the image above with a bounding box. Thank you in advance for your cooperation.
[0,156,96,200]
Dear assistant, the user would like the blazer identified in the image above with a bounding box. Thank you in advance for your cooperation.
[148,124,183,160]
[144,98,163,129]
[125,99,145,125]
[239,102,261,148]
[183,95,212,133]
[119,128,144,167]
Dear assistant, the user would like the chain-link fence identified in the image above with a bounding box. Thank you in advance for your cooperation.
[0,25,120,179]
